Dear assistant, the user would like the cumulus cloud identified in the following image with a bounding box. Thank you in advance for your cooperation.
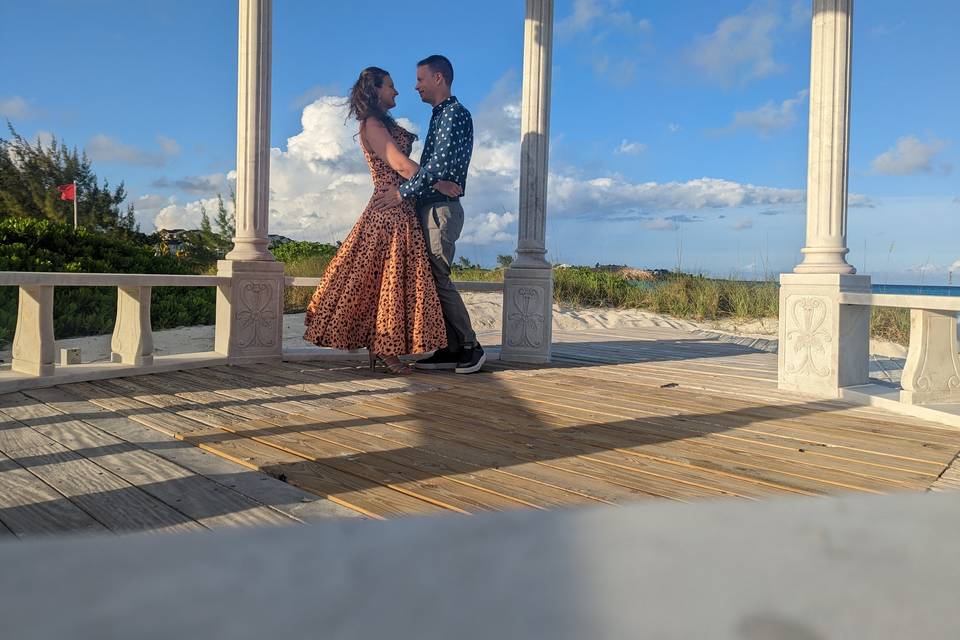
[150,77,819,247]
[153,195,234,232]
[87,134,175,167]
[732,219,755,231]
[615,139,646,155]
[686,4,786,85]
[870,136,950,176]
[667,123,681,134]
[950,259,960,272]
[721,89,808,136]
[0,96,31,119]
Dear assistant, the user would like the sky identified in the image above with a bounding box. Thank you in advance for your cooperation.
[2,0,959,284]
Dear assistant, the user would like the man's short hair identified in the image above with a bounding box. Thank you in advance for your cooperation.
[417,55,454,86]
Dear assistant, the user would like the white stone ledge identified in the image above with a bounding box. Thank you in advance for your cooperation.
[840,292,960,312]
[284,276,504,292]
[0,351,229,393]
[2,492,960,639]
[0,272,223,287]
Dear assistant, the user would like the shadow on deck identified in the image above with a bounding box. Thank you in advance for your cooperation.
[0,329,958,536]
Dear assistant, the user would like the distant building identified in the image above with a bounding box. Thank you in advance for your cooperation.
[268,234,294,248]
[156,228,188,256]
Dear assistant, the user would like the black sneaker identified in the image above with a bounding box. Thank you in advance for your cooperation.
[413,347,460,370]
[455,344,486,374]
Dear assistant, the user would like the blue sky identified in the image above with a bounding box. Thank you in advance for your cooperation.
[2,0,958,283]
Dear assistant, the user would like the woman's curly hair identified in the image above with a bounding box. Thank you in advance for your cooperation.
[347,66,395,126]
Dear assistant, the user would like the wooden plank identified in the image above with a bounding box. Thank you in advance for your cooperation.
[515,371,960,465]
[225,364,762,501]
[190,368,660,506]
[501,374,946,485]
[125,372,549,513]
[7,390,300,530]
[65,380,443,519]
[101,375,515,516]
[27,385,360,523]
[0,449,107,537]
[259,363,804,499]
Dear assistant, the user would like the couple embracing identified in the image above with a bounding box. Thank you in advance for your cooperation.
[303,55,486,376]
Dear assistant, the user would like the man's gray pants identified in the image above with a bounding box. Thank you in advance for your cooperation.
[417,200,477,353]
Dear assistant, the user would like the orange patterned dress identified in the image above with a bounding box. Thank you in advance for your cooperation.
[303,120,447,356]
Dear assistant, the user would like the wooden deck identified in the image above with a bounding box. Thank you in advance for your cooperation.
[1,326,959,535]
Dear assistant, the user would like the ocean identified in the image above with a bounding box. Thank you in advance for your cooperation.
[871,284,960,297]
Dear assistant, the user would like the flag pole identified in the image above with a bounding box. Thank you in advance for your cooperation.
[72,180,78,228]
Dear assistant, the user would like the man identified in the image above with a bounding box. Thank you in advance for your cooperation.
[373,54,485,374]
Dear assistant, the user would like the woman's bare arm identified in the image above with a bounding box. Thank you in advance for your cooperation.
[361,119,419,179]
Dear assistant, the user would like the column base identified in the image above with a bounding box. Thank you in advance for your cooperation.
[215,260,285,363]
[500,267,553,365]
[793,247,857,275]
[778,273,871,398]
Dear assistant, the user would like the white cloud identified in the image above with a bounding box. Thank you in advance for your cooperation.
[667,123,681,134]
[557,0,652,38]
[732,219,755,231]
[548,175,805,219]
[870,136,950,176]
[950,259,960,272]
[686,4,784,85]
[33,130,54,148]
[87,134,170,167]
[908,262,941,274]
[615,139,646,155]
[154,196,232,232]
[153,78,817,247]
[0,96,31,119]
[557,0,652,86]
[460,211,517,244]
[156,135,181,156]
[722,89,808,136]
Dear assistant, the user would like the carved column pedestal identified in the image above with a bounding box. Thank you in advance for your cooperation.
[900,310,960,405]
[111,286,154,365]
[500,267,553,364]
[214,260,284,363]
[12,285,55,376]
[778,273,870,398]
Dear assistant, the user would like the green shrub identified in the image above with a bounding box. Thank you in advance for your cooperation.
[0,217,215,345]
[271,240,338,264]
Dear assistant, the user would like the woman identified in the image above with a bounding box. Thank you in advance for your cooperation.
[303,67,460,374]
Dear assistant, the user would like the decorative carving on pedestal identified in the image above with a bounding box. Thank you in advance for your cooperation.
[900,310,960,405]
[215,260,283,362]
[501,268,553,364]
[506,286,545,349]
[235,281,278,349]
[778,274,870,397]
[784,296,832,378]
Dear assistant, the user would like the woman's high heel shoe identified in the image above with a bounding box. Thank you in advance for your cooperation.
[368,351,412,375]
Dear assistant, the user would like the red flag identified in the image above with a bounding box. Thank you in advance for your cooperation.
[57,184,76,201]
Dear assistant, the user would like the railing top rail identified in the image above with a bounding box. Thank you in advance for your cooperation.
[840,292,960,312]
[284,276,504,292]
[0,272,224,287]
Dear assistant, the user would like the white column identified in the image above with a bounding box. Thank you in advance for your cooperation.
[779,0,869,398]
[514,0,553,270]
[225,0,274,262]
[501,0,554,364]
[794,0,856,275]
[215,0,284,364]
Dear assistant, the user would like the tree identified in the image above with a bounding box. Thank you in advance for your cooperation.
[496,254,514,269]
[214,192,235,253]
[0,123,130,229]
[198,200,216,251]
